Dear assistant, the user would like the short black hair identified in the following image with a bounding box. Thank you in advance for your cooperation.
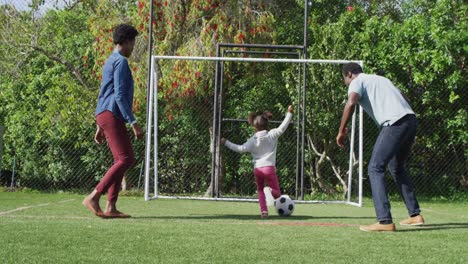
[113,24,138,45]
[342,62,363,75]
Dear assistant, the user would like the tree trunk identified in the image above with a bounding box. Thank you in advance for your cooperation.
[204,127,225,197]
[307,135,344,195]
[314,150,336,195]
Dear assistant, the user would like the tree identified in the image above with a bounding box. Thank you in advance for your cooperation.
[0,2,102,189]
[128,0,278,196]
[301,0,467,196]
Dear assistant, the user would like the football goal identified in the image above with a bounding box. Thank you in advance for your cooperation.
[144,54,364,207]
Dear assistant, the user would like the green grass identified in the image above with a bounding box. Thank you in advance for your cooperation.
[0,192,467,264]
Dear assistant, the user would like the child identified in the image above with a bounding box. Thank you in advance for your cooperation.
[221,105,294,218]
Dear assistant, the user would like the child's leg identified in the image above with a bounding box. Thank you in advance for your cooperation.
[264,166,281,198]
[253,168,267,213]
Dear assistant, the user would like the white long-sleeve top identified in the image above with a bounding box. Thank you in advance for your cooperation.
[225,112,293,168]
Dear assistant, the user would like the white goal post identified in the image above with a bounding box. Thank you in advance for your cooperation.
[144,55,364,207]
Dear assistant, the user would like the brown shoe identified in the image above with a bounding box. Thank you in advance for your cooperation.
[400,215,424,226]
[359,222,396,232]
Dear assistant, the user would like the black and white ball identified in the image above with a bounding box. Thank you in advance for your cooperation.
[274,195,295,216]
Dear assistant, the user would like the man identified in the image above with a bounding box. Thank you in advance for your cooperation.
[336,62,424,232]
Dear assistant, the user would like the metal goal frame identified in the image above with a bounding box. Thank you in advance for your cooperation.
[144,54,364,207]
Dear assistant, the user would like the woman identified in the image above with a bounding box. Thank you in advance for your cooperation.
[83,24,143,218]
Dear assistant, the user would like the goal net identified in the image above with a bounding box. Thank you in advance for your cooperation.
[144,55,364,206]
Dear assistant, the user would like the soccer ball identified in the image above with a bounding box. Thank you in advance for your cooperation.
[274,195,295,216]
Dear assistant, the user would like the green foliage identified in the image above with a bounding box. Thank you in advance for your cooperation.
[221,60,299,196]
[267,0,466,196]
[302,0,466,195]
[0,0,465,197]
[0,5,100,189]
[157,108,212,194]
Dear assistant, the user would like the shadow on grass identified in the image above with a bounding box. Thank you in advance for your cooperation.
[131,214,375,221]
[398,223,468,232]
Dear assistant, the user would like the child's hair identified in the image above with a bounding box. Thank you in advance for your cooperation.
[248,111,273,131]
[113,24,139,45]
[342,62,363,75]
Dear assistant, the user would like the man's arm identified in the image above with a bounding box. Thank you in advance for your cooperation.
[336,92,359,147]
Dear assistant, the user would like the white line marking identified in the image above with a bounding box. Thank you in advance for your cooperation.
[2,215,92,220]
[57,199,76,204]
[0,199,76,216]
[422,207,466,219]
[0,203,50,215]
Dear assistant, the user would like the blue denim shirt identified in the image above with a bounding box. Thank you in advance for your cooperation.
[95,49,136,124]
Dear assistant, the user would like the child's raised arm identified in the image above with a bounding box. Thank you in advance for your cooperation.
[269,105,293,139]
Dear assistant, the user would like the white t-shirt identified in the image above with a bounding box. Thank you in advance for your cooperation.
[348,73,414,127]
[225,112,293,168]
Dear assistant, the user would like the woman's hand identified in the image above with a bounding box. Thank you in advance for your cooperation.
[132,123,144,140]
[94,125,105,144]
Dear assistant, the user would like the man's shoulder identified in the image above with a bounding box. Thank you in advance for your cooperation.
[356,74,395,88]
[361,73,391,82]
[357,73,378,80]
[348,74,365,93]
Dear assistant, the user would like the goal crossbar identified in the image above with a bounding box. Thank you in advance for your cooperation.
[151,55,362,65]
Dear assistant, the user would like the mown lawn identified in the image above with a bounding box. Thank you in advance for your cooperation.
[0,192,467,263]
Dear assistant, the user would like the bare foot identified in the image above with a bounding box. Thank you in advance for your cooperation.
[104,210,131,218]
[82,196,103,217]
[103,200,131,218]
[105,202,116,214]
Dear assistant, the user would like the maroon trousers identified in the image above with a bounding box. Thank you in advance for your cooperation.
[254,166,281,213]
[95,111,135,202]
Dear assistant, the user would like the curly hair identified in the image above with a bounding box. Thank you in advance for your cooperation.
[248,111,273,131]
[113,24,138,45]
